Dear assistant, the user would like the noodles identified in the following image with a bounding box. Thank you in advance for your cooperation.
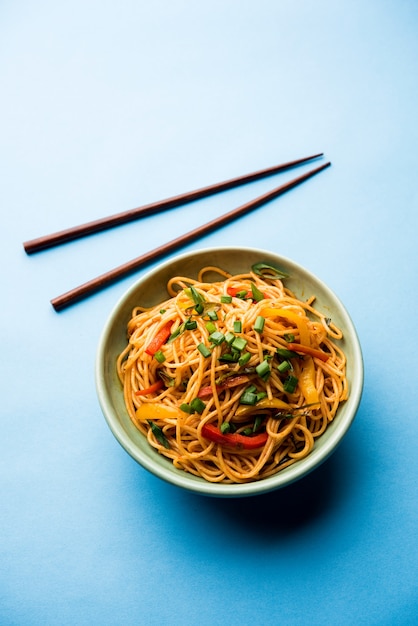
[117,264,348,484]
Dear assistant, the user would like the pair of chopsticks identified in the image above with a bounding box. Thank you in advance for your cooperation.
[23,153,330,311]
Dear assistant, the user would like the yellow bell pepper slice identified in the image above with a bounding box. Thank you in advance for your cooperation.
[235,397,290,417]
[298,356,320,405]
[135,403,182,422]
[261,307,311,346]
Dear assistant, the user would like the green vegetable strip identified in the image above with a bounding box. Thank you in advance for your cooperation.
[277,360,291,373]
[154,350,166,363]
[147,421,170,449]
[256,359,270,379]
[240,390,258,405]
[198,343,212,358]
[190,397,206,414]
[254,316,265,333]
[209,331,225,345]
[251,283,264,302]
[233,320,242,333]
[232,336,247,351]
[283,375,298,393]
[238,352,251,366]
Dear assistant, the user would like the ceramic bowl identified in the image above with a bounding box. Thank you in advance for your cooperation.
[95,246,363,497]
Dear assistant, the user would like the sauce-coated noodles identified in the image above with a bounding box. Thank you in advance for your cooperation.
[117,264,348,483]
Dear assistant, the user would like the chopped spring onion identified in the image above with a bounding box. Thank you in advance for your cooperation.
[233,320,242,333]
[277,360,291,373]
[209,331,225,345]
[147,421,170,449]
[190,397,206,414]
[251,262,289,280]
[251,283,264,302]
[236,289,248,299]
[283,375,298,394]
[277,347,299,359]
[240,390,258,405]
[180,403,194,414]
[221,295,232,303]
[220,422,231,434]
[231,336,247,351]
[225,331,235,345]
[256,359,270,379]
[184,319,197,330]
[205,321,217,334]
[154,350,166,363]
[207,309,218,321]
[188,285,205,304]
[197,343,212,358]
[254,315,265,333]
[238,351,251,366]
[218,352,240,363]
[253,415,264,432]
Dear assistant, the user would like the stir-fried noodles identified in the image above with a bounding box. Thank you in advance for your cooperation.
[117,263,347,483]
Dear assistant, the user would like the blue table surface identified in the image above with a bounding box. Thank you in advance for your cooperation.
[1,2,417,625]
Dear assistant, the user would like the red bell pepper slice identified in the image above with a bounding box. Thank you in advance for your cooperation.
[227,286,253,299]
[201,423,268,450]
[135,380,164,396]
[145,321,173,356]
[286,342,329,362]
[197,374,251,398]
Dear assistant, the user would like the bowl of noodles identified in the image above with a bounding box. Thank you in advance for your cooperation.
[96,246,363,497]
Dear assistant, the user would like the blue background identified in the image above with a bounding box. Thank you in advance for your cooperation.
[1,1,417,624]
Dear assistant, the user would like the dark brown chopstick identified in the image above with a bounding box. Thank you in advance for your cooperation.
[23,153,323,254]
[51,161,331,311]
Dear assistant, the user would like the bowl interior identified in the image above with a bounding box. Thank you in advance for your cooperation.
[96,247,363,497]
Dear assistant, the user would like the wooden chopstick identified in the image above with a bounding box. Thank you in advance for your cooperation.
[23,153,323,254]
[51,161,331,311]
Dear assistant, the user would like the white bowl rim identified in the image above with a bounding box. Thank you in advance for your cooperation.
[95,246,364,497]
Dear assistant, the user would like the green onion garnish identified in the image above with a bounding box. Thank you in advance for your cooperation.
[154,350,166,363]
[238,351,251,366]
[277,347,299,359]
[251,262,289,279]
[220,422,231,434]
[283,375,298,393]
[218,352,240,363]
[253,415,264,432]
[208,309,218,321]
[180,403,194,414]
[256,359,270,379]
[254,315,265,333]
[184,319,197,330]
[147,421,170,449]
[277,360,291,373]
[209,331,225,345]
[284,333,295,342]
[190,397,206,414]
[225,331,235,345]
[205,321,217,334]
[233,320,242,333]
[232,336,247,351]
[251,283,264,302]
[221,295,232,304]
[236,290,248,299]
[240,390,258,405]
[198,343,212,358]
[189,285,205,304]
